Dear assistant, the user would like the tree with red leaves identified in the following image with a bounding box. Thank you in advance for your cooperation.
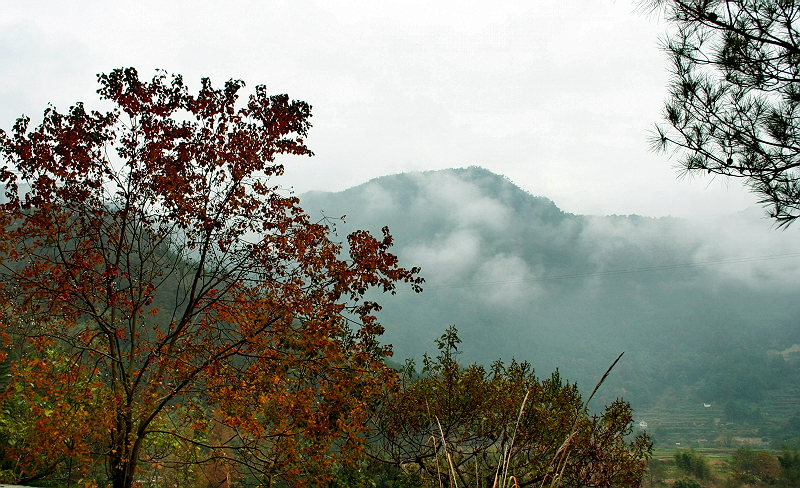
[0,68,422,488]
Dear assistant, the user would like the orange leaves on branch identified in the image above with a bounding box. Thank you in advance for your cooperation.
[0,68,421,488]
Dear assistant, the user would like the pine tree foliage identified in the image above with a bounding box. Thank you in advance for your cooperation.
[646,0,800,226]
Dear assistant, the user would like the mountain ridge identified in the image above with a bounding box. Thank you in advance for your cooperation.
[299,167,800,428]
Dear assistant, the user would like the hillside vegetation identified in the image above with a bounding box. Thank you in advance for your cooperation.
[301,166,800,447]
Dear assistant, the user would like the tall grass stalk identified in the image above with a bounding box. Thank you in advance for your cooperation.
[435,416,459,488]
[429,434,444,488]
[542,352,625,488]
[492,388,531,488]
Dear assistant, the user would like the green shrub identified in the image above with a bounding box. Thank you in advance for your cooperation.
[674,449,711,480]
[672,477,702,488]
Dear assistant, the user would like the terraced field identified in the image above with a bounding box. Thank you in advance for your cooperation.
[634,385,800,447]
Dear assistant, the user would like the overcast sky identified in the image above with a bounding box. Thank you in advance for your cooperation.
[0,0,765,218]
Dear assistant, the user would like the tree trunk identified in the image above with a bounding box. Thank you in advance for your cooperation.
[110,449,138,488]
[110,407,139,488]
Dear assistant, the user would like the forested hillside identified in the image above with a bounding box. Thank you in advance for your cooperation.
[302,166,800,446]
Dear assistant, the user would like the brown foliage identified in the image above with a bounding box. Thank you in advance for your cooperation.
[0,68,422,488]
[368,327,652,488]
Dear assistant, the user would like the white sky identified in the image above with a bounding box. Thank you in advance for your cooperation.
[0,0,762,218]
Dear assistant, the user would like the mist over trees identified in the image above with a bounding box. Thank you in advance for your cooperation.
[0,3,798,485]
[301,167,800,416]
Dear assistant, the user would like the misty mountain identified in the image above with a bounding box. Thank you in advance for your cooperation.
[300,167,800,415]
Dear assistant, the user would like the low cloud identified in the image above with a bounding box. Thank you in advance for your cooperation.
[687,211,800,289]
[402,229,482,281]
[413,171,511,231]
[474,253,541,306]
